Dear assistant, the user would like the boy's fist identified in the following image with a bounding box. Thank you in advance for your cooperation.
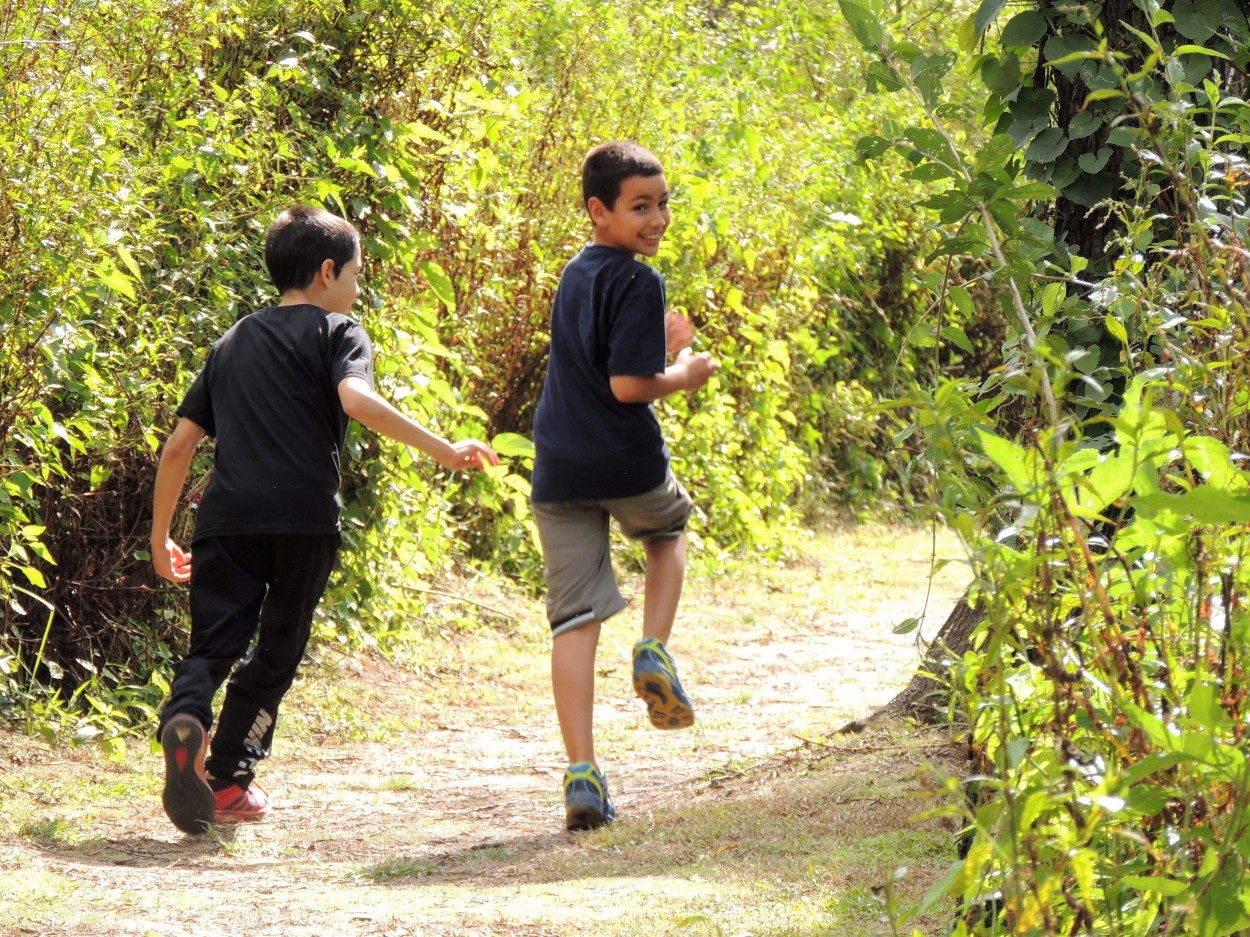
[676,348,719,390]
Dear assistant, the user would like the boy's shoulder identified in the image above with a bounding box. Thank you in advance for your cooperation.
[563,245,662,287]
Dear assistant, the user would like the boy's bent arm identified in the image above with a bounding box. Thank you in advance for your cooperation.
[337,377,498,470]
[610,349,720,404]
[150,417,206,583]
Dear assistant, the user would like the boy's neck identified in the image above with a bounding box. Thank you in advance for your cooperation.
[590,237,637,259]
[278,289,317,307]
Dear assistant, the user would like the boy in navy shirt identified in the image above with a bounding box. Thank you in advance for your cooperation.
[531,141,719,830]
[150,204,497,834]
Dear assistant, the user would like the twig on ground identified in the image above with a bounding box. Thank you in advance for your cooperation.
[397,584,516,623]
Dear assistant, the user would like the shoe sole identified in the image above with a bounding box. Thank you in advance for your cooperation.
[564,787,613,831]
[565,802,608,831]
[161,716,215,835]
[633,670,694,729]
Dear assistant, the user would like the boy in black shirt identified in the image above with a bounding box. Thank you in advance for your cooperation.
[150,204,497,834]
[531,141,719,830]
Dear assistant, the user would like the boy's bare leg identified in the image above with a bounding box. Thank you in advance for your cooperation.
[642,532,686,643]
[552,620,602,767]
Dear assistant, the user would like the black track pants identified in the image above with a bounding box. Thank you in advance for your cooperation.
[158,533,340,787]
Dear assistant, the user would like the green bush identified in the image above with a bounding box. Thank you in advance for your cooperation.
[1,0,979,736]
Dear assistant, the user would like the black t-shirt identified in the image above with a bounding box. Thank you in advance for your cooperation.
[531,245,669,503]
[177,304,374,541]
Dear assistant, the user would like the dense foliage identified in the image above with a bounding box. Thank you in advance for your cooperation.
[0,0,974,739]
[838,0,1250,932]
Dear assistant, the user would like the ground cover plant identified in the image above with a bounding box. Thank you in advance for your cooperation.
[836,0,1250,932]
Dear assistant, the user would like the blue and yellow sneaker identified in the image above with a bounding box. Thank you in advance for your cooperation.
[632,637,695,729]
[563,762,616,831]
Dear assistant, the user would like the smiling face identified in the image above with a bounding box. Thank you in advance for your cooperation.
[588,172,670,258]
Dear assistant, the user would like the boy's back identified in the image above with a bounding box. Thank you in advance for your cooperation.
[530,244,669,504]
[178,303,372,540]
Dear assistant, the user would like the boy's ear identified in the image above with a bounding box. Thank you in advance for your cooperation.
[586,196,608,226]
[318,257,338,283]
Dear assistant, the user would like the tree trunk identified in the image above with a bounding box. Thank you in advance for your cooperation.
[838,594,984,733]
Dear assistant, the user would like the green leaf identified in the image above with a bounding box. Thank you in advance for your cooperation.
[1174,43,1230,58]
[974,134,1018,174]
[489,432,535,459]
[93,258,136,301]
[1198,855,1250,936]
[999,181,1060,202]
[116,244,143,281]
[892,617,920,635]
[1134,488,1250,524]
[1188,680,1220,731]
[975,0,1008,37]
[925,233,989,262]
[20,566,46,588]
[903,126,954,160]
[940,326,975,353]
[418,260,455,311]
[1078,147,1113,173]
[1105,313,1128,344]
[1172,0,1220,42]
[904,162,956,182]
[1118,875,1191,897]
[1067,110,1104,141]
[1074,451,1135,514]
[1006,88,1058,146]
[976,428,1036,493]
[1000,10,1048,47]
[981,54,1023,97]
[1085,88,1128,105]
[912,51,958,108]
[1044,35,1097,79]
[89,464,113,490]
[838,0,884,51]
[1025,128,1067,162]
[864,60,904,92]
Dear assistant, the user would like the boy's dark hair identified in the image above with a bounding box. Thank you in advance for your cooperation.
[581,141,664,212]
[264,205,359,295]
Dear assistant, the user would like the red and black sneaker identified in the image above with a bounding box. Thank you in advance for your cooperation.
[160,714,215,835]
[213,782,271,823]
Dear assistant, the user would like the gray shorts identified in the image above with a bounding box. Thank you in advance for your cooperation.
[533,472,693,637]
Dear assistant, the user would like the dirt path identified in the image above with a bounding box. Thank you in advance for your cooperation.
[0,524,970,936]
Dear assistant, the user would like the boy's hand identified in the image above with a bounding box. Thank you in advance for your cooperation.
[665,310,694,356]
[440,439,500,472]
[152,537,192,583]
[676,348,720,391]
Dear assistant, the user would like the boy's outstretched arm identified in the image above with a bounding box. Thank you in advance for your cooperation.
[150,417,206,583]
[337,377,499,471]
[610,348,720,404]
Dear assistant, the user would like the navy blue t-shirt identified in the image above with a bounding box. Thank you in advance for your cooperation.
[531,245,669,503]
[177,304,374,541]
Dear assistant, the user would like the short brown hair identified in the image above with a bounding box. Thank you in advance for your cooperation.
[581,141,664,211]
[264,205,359,295]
